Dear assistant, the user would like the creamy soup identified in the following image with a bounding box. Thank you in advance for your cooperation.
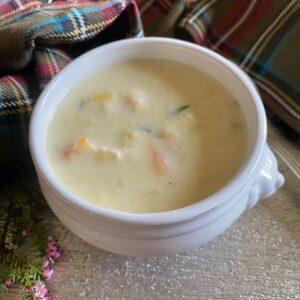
[47,59,248,213]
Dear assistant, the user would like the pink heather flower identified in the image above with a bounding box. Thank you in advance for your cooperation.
[22,229,30,237]
[30,281,50,300]
[5,277,14,287]
[43,259,50,268]
[48,240,58,248]
[52,248,62,258]
[46,239,62,259]
[44,266,54,282]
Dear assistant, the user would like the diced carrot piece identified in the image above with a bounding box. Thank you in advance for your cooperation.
[149,145,168,174]
[63,137,93,159]
[64,142,79,159]
[63,137,123,162]
[122,89,145,111]
[124,98,135,111]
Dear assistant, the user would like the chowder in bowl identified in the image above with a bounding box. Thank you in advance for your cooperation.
[47,58,248,213]
[30,38,284,256]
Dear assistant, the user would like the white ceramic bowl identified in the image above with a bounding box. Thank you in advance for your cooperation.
[29,38,284,256]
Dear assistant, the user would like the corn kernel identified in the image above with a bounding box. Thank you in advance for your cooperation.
[97,148,121,160]
[77,137,93,150]
[93,91,113,101]
[126,131,138,140]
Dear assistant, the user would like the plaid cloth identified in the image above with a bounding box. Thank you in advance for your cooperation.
[0,0,142,165]
[176,0,300,134]
[0,0,299,167]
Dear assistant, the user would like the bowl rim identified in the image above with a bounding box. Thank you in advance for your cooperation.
[29,37,267,225]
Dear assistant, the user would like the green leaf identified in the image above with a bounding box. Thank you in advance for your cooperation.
[0,284,8,292]
[0,186,55,297]
[30,224,49,256]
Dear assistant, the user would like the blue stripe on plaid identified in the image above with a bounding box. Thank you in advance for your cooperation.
[54,18,65,33]
[28,16,70,31]
[28,7,96,31]
[28,5,114,33]
[260,26,300,92]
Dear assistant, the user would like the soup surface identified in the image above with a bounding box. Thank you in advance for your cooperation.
[47,59,248,213]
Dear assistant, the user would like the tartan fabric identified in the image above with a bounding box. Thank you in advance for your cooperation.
[34,48,72,89]
[0,0,299,167]
[175,0,300,132]
[0,0,142,165]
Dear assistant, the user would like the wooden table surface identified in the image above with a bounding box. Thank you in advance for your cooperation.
[2,121,300,300]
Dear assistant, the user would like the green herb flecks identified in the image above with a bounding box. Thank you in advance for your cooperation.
[171,105,190,115]
[78,99,87,111]
[138,127,163,138]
